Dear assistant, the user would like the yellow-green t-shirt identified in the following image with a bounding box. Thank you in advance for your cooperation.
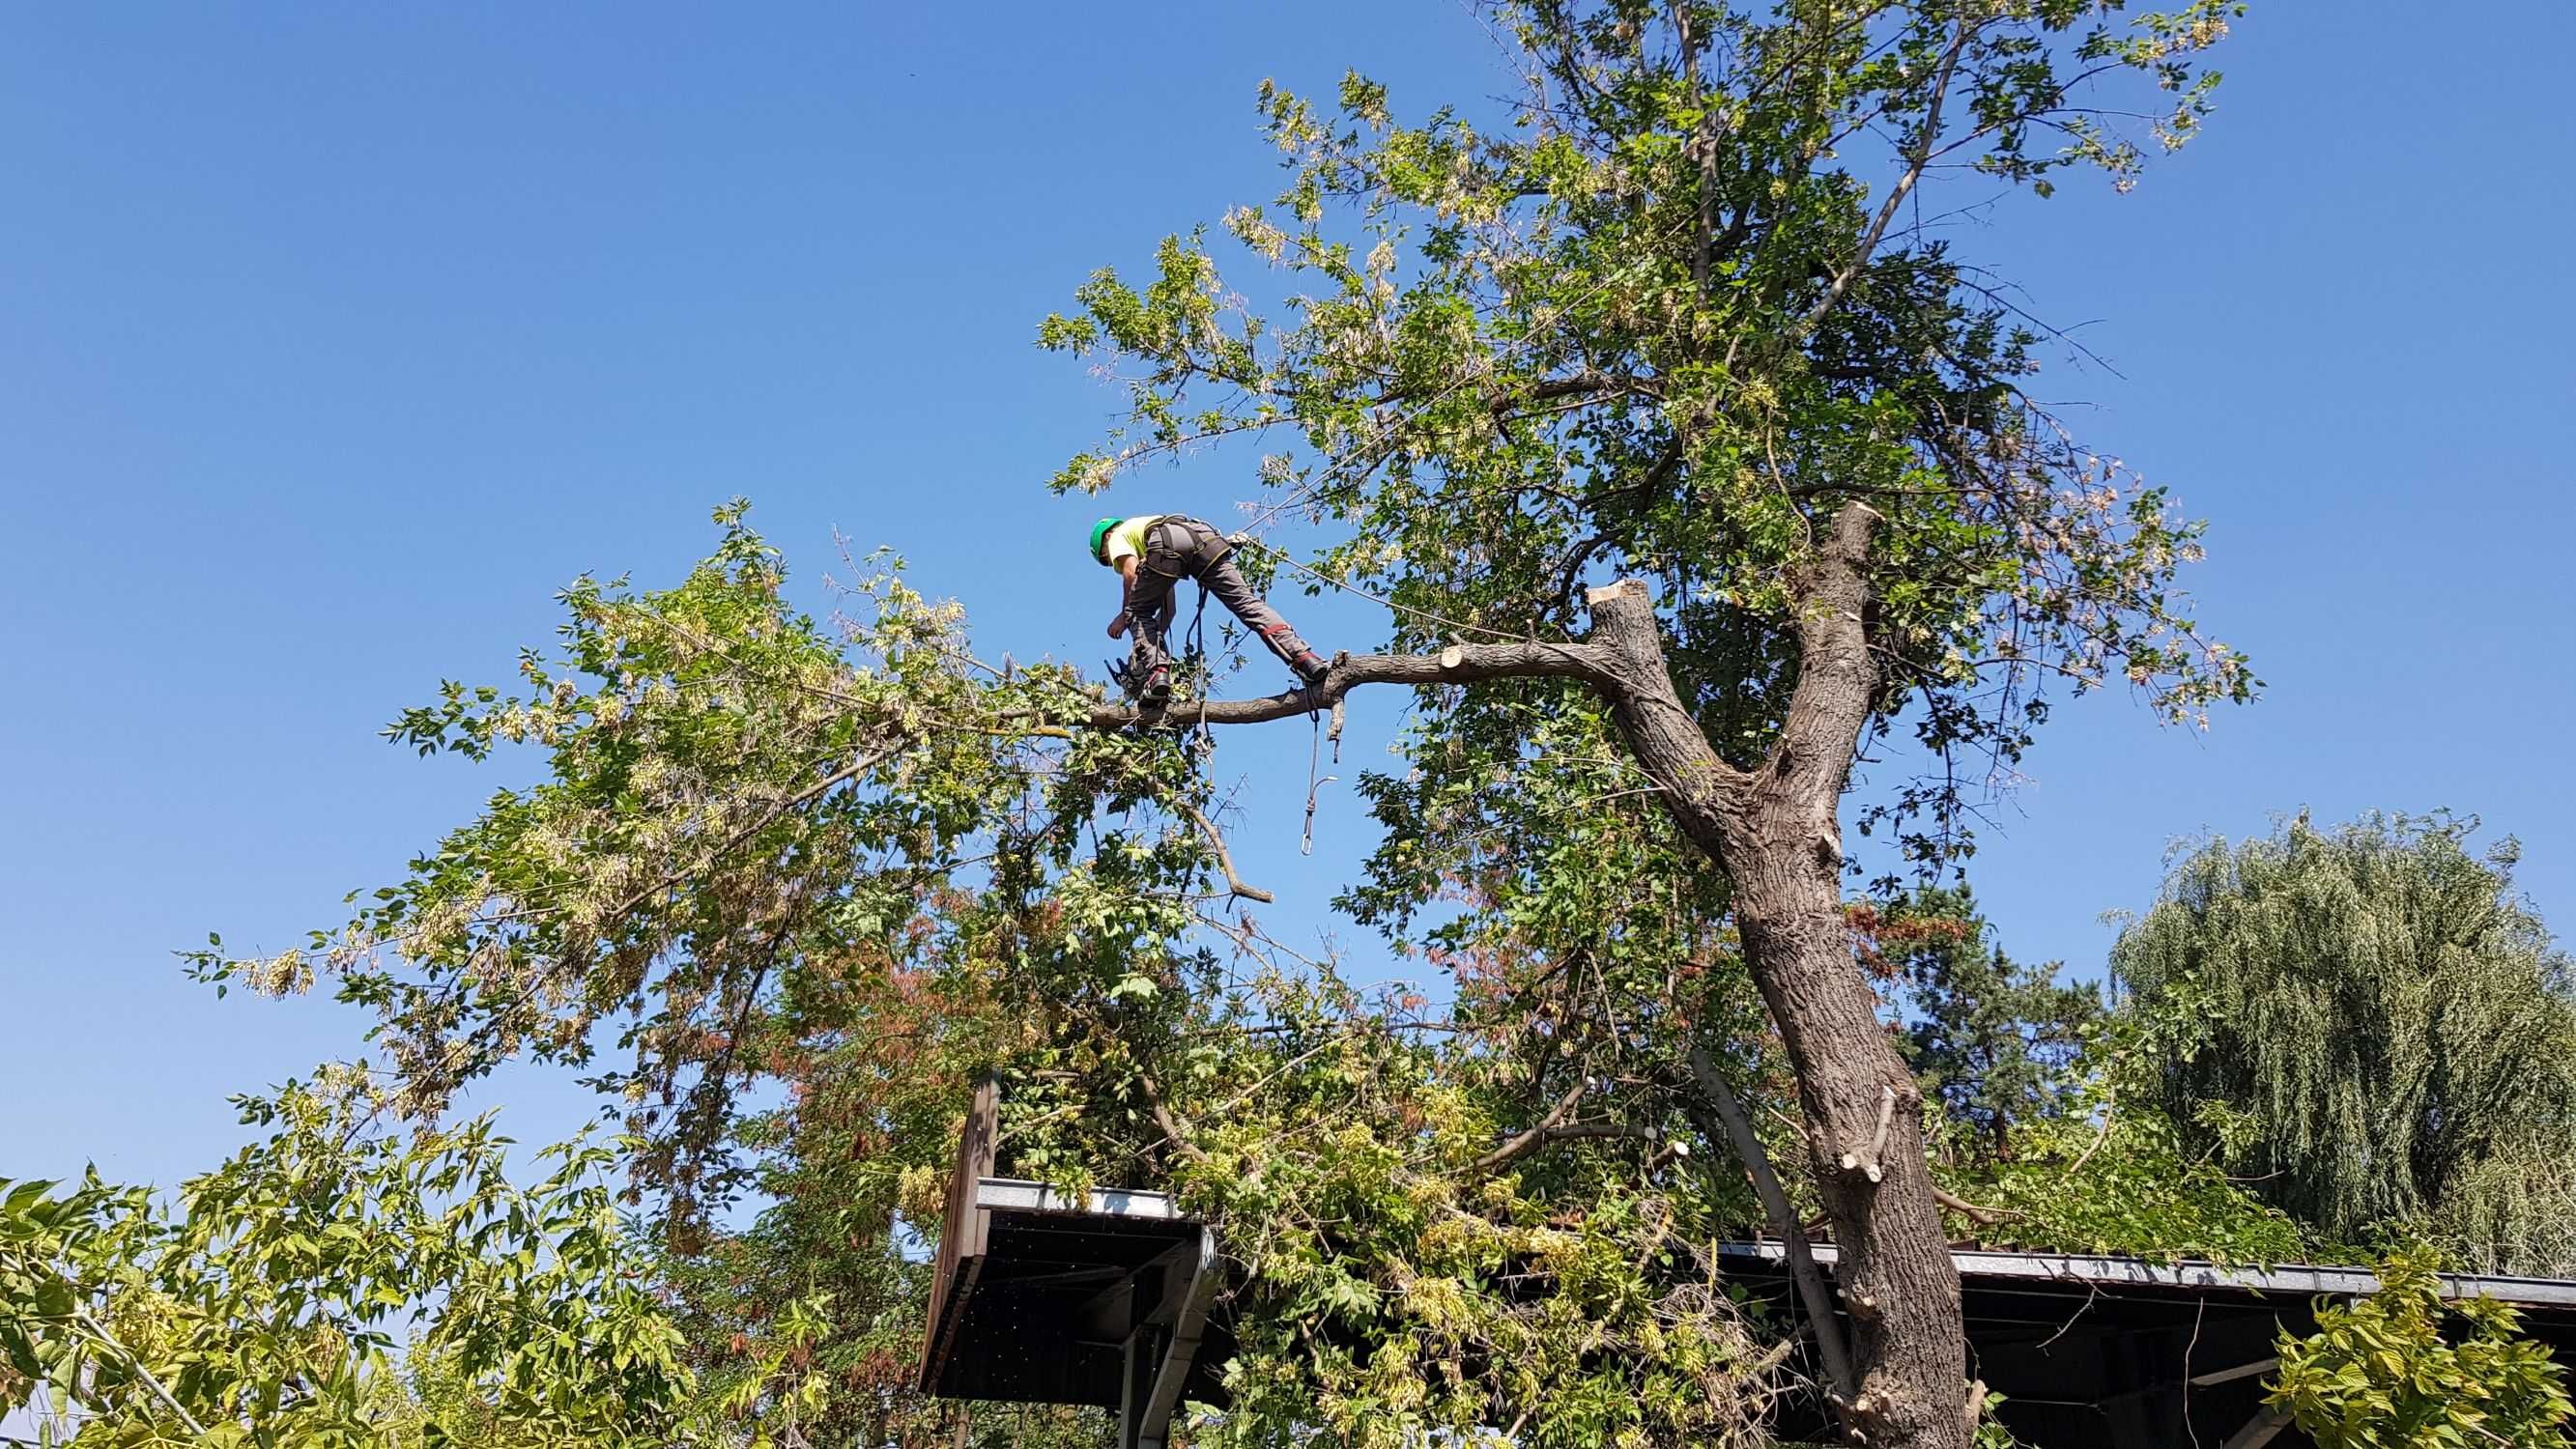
[1102,515,1165,568]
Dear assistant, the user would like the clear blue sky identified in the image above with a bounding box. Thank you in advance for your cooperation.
[5,1,2572,1192]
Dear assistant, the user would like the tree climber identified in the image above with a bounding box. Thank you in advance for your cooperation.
[1090,514,1330,705]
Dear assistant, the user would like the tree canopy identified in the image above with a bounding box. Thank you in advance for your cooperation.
[1045,0,2251,868]
[2113,811,2576,1271]
[1,1083,707,1447]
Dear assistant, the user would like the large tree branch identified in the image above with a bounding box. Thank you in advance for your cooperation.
[1583,579,1755,852]
[1077,580,1765,858]
[1085,640,1620,729]
[1081,581,1765,871]
[1765,502,1883,818]
[1479,1122,1660,1170]
[1473,1075,1589,1176]
[1133,1066,1209,1167]
[1685,1043,1860,1406]
[1078,581,1762,896]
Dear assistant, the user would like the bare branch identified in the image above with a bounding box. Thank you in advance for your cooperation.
[1472,1075,1592,1175]
[1685,1044,1860,1405]
[1133,1067,1209,1166]
[1181,801,1275,904]
[1932,1185,2015,1227]
[2062,1084,2117,1181]
[1794,17,1976,340]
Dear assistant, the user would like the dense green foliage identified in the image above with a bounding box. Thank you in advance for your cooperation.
[2112,813,2576,1271]
[2270,1248,2573,1448]
[164,516,1811,1446]
[0,1083,703,1446]
[1878,888,2100,1153]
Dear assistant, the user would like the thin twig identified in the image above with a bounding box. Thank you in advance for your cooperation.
[2063,1085,2117,1180]
[72,1308,209,1436]
[2036,1278,2103,1350]
[1180,802,1275,903]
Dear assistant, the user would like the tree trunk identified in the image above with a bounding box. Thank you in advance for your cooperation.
[1725,814,1964,1448]
[1586,505,1968,1449]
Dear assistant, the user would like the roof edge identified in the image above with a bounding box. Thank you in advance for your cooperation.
[1716,1241,2576,1308]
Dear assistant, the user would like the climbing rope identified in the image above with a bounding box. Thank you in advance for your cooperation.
[1301,707,1337,857]
[1184,583,1215,752]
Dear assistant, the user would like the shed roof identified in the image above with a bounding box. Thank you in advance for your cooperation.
[1717,1240,2576,1448]
[1719,1240,2576,1308]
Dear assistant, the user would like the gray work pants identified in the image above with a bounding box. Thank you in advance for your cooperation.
[1128,518,1319,679]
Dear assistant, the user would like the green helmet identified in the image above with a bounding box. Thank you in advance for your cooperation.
[1087,517,1120,565]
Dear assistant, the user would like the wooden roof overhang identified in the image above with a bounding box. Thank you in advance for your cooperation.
[918,1079,1226,1449]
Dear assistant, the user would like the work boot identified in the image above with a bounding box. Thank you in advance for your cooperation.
[1291,651,1330,685]
[1135,663,1172,707]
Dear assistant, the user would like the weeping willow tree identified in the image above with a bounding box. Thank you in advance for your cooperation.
[2110,812,2576,1269]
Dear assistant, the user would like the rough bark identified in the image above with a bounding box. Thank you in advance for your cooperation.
[1078,503,1968,1447]
[1584,508,1965,1447]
